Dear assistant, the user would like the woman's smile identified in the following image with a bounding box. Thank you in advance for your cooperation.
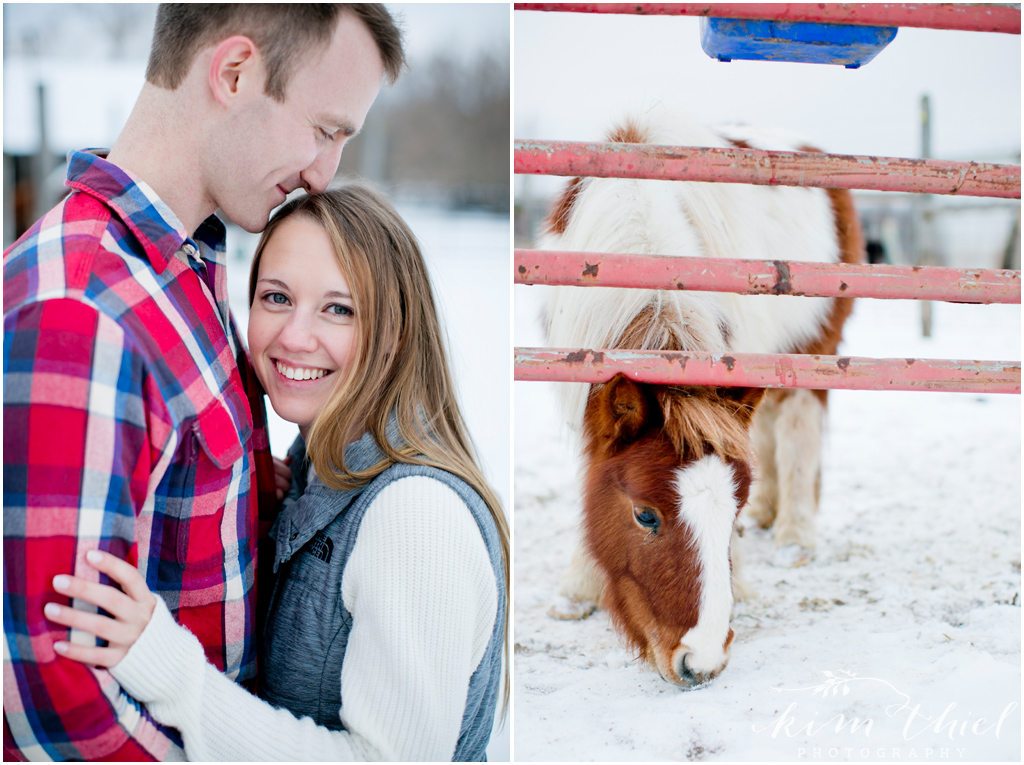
[273,359,333,381]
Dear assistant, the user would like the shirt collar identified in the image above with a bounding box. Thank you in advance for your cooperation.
[64,149,226,273]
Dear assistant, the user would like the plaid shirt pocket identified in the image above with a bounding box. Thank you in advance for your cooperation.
[162,397,249,593]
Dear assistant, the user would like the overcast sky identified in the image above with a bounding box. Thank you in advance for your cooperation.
[514,9,1021,177]
[392,2,509,62]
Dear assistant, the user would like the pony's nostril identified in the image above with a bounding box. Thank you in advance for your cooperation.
[670,651,722,690]
[675,653,702,688]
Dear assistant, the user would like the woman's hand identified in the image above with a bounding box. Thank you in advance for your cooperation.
[46,550,157,668]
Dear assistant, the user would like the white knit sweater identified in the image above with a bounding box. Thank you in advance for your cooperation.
[112,475,498,761]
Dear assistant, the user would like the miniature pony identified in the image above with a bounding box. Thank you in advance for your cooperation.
[542,109,864,687]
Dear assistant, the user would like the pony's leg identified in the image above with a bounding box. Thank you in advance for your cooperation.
[746,393,779,529]
[548,539,606,620]
[770,388,824,567]
[730,526,757,601]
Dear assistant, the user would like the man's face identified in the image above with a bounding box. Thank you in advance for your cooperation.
[211,13,385,233]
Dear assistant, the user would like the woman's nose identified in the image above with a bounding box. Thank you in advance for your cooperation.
[278,312,318,352]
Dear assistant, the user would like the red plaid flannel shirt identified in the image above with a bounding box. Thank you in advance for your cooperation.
[3,150,277,760]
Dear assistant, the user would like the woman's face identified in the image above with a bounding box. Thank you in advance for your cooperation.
[248,214,359,436]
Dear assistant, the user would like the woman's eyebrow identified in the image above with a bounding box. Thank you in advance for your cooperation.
[257,278,289,289]
[258,278,350,300]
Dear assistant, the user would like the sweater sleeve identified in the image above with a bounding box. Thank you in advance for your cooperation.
[111,476,497,762]
[112,596,377,761]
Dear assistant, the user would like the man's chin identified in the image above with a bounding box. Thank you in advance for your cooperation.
[219,209,270,234]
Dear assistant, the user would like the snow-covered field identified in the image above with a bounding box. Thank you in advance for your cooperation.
[513,286,1021,762]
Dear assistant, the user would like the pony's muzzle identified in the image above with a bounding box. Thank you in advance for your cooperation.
[668,648,728,690]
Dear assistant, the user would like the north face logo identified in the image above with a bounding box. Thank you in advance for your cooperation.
[308,531,333,563]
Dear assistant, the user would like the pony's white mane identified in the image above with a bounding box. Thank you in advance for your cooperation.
[542,108,842,432]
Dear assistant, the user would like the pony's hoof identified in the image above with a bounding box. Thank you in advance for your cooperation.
[773,544,812,568]
[548,595,597,620]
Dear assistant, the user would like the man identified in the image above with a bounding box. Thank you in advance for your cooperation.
[3,4,404,760]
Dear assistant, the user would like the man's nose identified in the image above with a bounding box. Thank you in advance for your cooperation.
[301,141,346,195]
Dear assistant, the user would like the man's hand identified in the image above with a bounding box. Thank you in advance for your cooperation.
[274,455,292,501]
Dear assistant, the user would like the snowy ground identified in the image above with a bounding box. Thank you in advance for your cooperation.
[513,287,1021,762]
[226,202,511,761]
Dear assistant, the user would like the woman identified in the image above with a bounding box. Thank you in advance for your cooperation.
[45,186,509,762]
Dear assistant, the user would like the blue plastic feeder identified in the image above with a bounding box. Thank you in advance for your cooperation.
[700,17,898,69]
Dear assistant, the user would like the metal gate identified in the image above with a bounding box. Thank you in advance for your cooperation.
[513,3,1021,395]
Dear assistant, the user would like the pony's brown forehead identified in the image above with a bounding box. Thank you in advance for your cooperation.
[601,435,692,509]
[596,429,754,515]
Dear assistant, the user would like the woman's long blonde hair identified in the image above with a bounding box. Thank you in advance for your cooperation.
[249,185,509,716]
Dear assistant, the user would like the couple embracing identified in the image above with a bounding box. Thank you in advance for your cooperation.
[4,4,509,761]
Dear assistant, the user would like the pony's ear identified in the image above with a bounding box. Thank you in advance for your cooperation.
[716,387,767,425]
[587,373,659,451]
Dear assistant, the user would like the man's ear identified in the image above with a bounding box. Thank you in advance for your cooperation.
[208,35,260,106]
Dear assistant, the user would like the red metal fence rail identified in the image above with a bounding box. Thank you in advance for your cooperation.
[515,141,1022,199]
[513,3,1022,35]
[516,347,1022,394]
[514,250,1022,304]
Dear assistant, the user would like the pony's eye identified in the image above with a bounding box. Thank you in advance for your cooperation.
[633,505,660,533]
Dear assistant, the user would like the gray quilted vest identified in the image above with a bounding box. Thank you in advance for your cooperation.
[258,423,504,761]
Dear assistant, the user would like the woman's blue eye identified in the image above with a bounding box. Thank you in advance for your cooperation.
[633,506,660,532]
[264,292,289,305]
[327,304,353,317]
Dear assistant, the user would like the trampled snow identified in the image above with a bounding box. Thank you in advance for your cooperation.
[513,285,1020,762]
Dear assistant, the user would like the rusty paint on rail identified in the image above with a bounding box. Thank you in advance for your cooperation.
[514,141,1022,199]
[513,250,1022,304]
[513,4,1022,35]
[514,347,1021,394]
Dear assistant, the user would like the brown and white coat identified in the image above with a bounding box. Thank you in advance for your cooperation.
[541,108,864,687]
